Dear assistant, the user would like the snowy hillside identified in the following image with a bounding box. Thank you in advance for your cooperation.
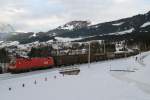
[0,51,150,100]
[6,11,150,44]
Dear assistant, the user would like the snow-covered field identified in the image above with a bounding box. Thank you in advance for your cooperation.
[1,51,150,100]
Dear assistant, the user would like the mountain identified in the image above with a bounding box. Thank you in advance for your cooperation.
[6,11,150,44]
[57,21,91,30]
[0,24,15,40]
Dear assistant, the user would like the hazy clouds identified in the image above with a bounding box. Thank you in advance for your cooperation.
[0,0,149,32]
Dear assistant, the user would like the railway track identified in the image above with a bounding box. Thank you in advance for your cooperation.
[0,65,81,81]
[0,68,59,81]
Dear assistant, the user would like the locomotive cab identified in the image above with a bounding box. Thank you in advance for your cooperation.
[8,59,16,71]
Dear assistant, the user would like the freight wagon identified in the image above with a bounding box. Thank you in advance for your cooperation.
[53,55,79,66]
[53,54,107,67]
[8,57,54,73]
[91,54,106,61]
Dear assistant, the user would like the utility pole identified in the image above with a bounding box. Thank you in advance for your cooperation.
[70,41,91,68]
[57,41,59,56]
[104,40,106,54]
[88,42,91,68]
[56,41,59,67]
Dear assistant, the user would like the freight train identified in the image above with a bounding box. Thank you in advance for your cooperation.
[8,51,139,73]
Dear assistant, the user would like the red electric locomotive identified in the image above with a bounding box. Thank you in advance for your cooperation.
[9,57,54,73]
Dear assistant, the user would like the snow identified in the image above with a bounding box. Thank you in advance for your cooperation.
[108,28,134,35]
[46,40,53,43]
[123,52,150,93]
[0,41,20,48]
[10,41,19,45]
[112,22,124,26]
[141,22,150,28]
[49,33,57,37]
[32,33,37,37]
[29,33,37,38]
[115,42,124,52]
[52,33,57,36]
[1,51,150,100]
[17,44,28,50]
[0,41,3,44]
[111,51,150,93]
[55,37,82,42]
[61,25,74,30]
[11,32,20,35]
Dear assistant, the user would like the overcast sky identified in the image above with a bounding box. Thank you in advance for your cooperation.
[0,0,150,32]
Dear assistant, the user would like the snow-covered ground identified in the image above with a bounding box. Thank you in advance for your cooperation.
[108,28,134,35]
[112,22,124,26]
[54,37,82,42]
[141,21,150,28]
[1,51,150,100]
